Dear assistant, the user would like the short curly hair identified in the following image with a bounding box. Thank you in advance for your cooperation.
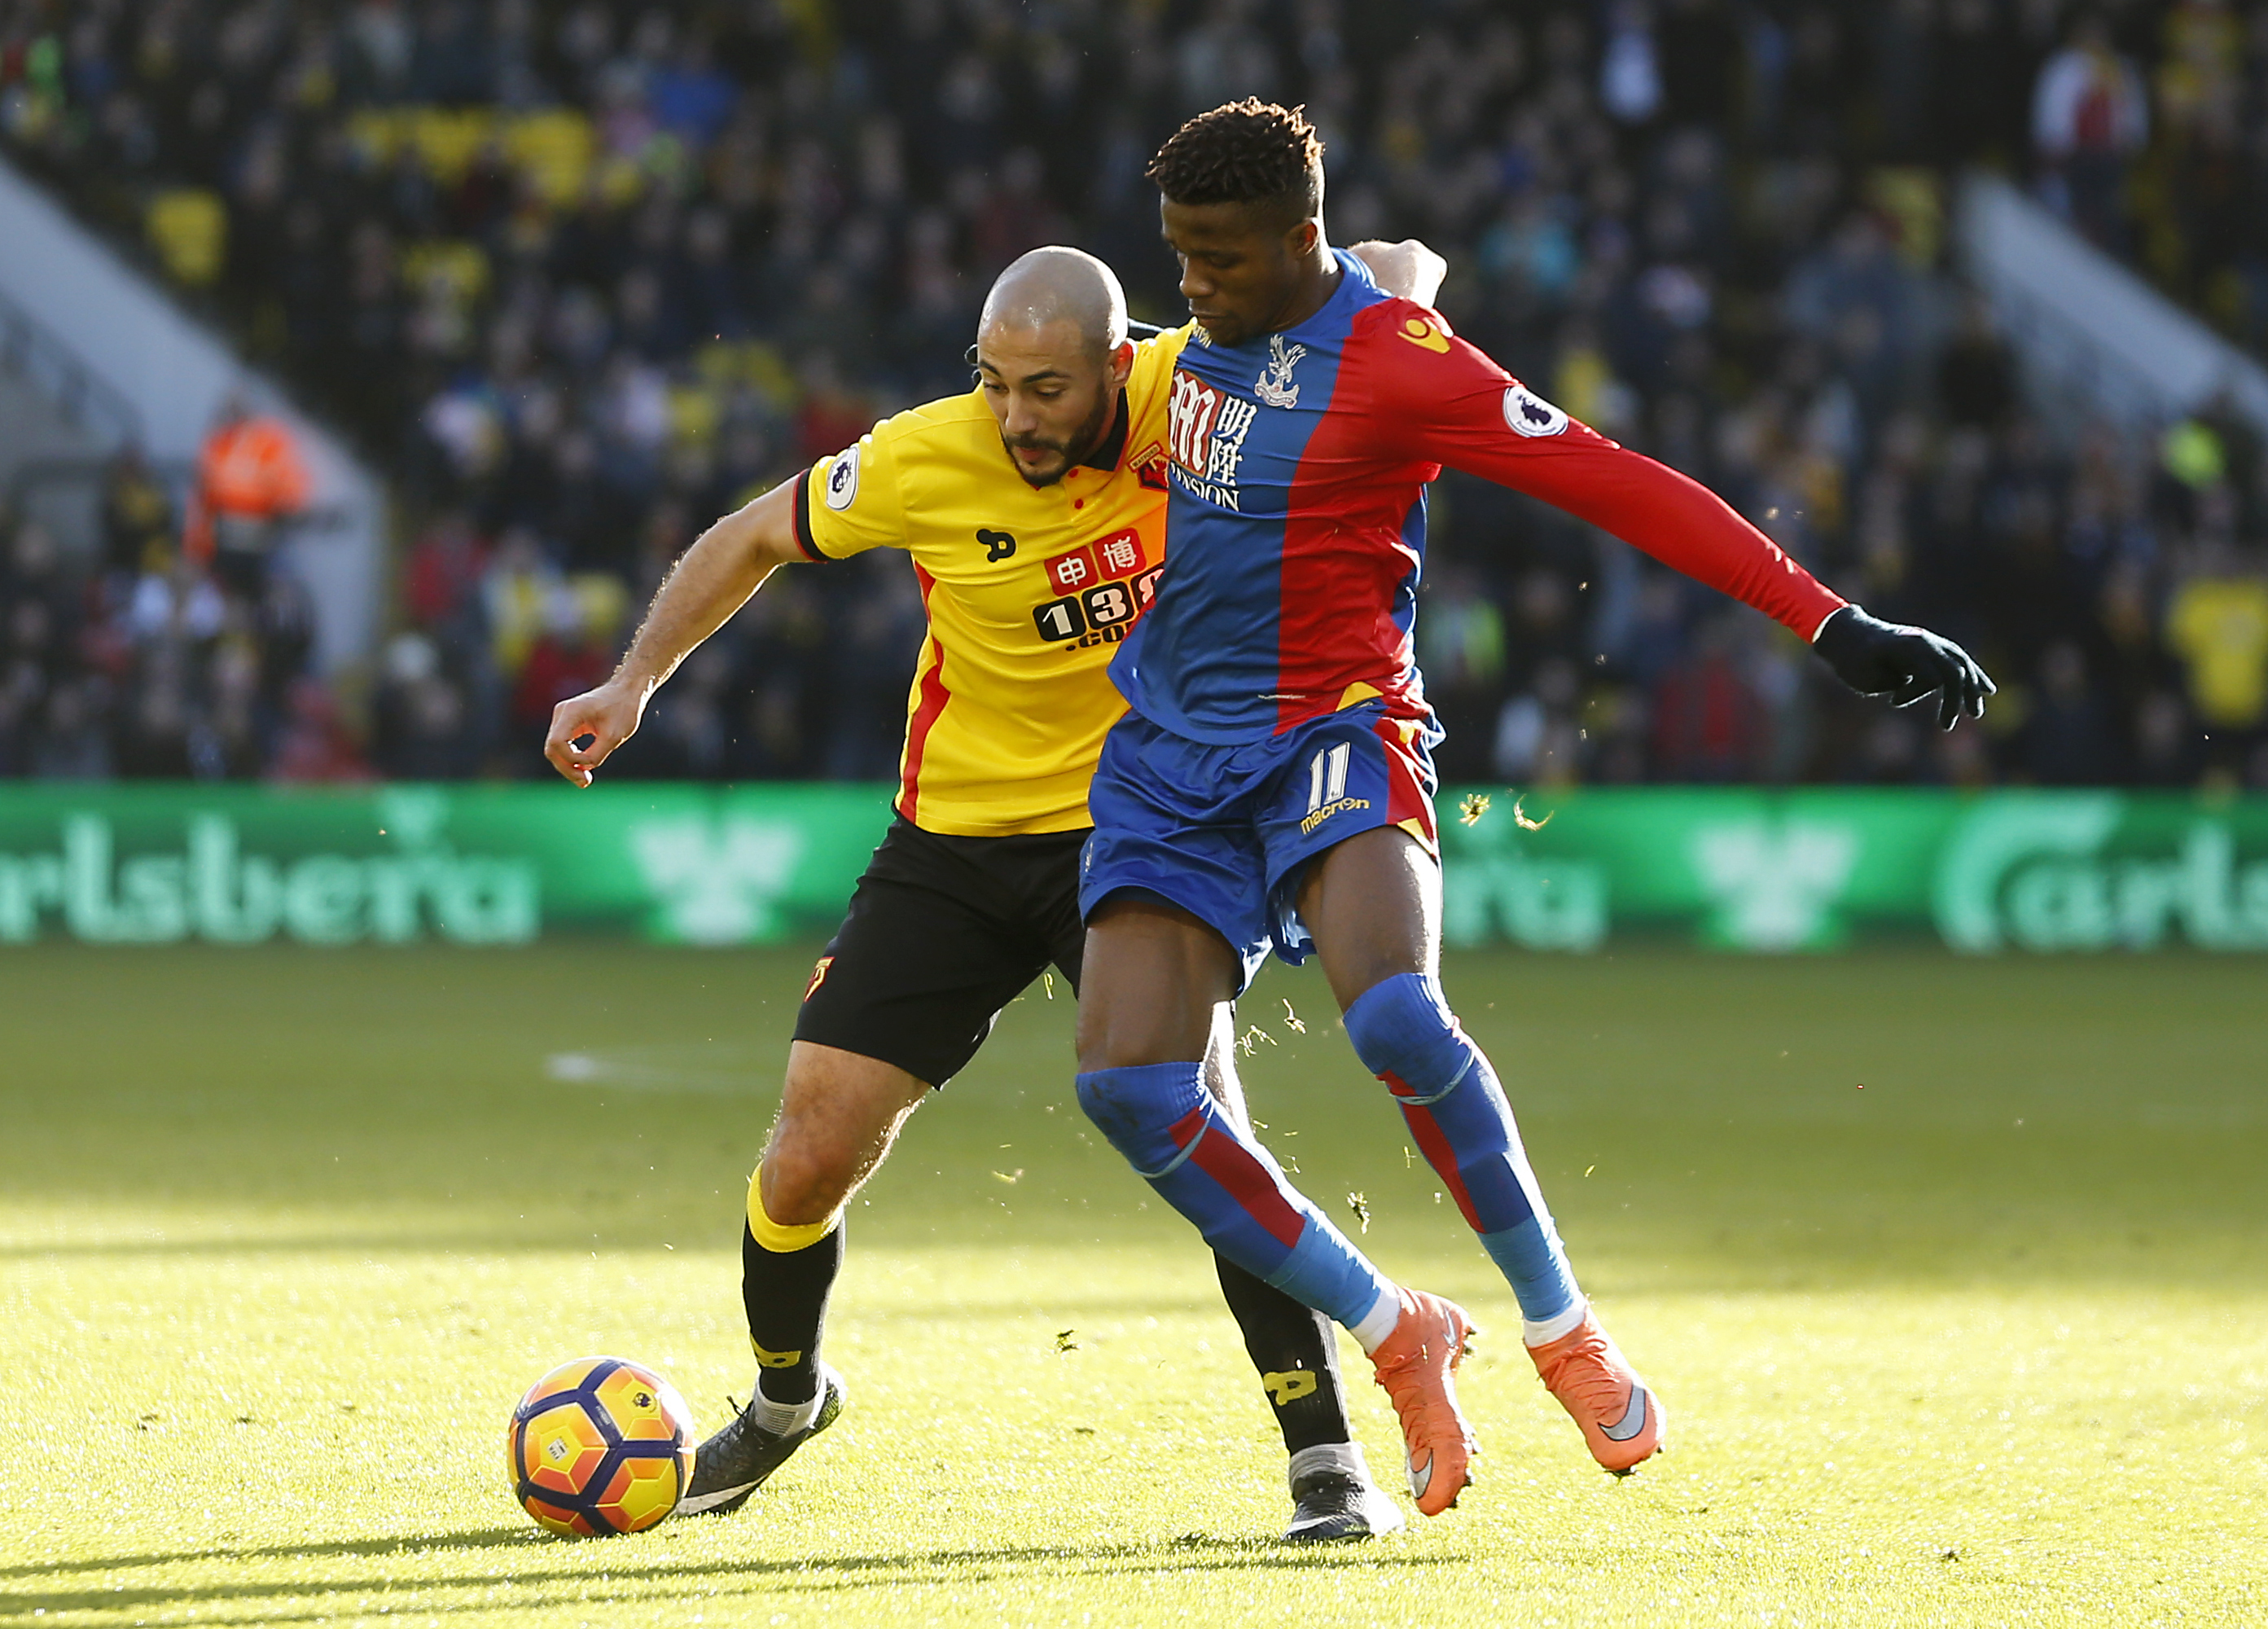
[1145,99,1324,226]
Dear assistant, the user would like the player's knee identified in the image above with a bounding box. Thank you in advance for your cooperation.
[1075,1062,1209,1177]
[746,1157,844,1255]
[1072,982,1134,1072]
[1342,972,1474,1102]
[758,1159,849,1229]
[1075,996,1208,1074]
[758,1124,858,1227]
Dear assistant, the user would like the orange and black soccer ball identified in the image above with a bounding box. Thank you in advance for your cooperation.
[506,1355,697,1536]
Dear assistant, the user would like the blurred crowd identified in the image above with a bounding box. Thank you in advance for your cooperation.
[0,406,366,780]
[3,0,2268,789]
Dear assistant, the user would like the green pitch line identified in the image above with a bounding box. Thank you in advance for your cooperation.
[2,945,2262,1627]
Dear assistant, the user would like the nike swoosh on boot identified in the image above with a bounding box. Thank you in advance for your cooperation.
[1601,1385,1650,1443]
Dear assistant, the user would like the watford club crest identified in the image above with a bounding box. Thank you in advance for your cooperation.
[1134,442,1170,492]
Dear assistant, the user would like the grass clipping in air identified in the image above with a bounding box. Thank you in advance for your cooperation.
[2,944,2264,1626]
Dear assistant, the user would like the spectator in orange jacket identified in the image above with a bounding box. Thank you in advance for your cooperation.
[188,393,310,600]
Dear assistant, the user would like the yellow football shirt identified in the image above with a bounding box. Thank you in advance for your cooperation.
[2167,574,2268,728]
[794,328,1186,836]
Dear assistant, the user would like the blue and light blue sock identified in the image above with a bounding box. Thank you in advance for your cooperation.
[1345,973,1586,1345]
[1076,1062,1401,1350]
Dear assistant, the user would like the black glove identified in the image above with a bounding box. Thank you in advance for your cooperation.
[1811,605,1996,731]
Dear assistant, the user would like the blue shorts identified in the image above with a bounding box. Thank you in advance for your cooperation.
[1079,701,1444,990]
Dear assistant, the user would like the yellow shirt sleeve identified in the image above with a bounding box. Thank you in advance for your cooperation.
[798,418,904,561]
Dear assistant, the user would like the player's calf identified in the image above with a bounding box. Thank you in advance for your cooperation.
[1076,1061,1402,1343]
[1217,1258,1398,1539]
[732,1046,927,1424]
[741,1161,848,1403]
[1077,1060,1484,1515]
[689,1167,858,1516]
[1345,972,1665,1473]
[1344,972,1586,1341]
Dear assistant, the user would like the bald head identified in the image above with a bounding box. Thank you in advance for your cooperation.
[973,247,1137,489]
[979,246,1128,361]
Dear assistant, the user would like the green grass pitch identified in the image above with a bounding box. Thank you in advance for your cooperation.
[2,943,2263,1627]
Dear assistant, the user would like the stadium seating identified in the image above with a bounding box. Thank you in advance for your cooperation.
[2,2,2264,791]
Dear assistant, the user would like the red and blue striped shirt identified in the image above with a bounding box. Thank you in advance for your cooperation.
[1112,251,1846,744]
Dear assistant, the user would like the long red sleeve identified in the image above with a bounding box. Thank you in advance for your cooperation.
[1358,303,1847,640]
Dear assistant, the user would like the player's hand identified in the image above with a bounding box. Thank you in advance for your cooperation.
[1812,604,1996,731]
[544,679,647,787]
[1349,238,1448,308]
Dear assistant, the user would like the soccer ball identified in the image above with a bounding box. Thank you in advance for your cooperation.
[506,1355,697,1537]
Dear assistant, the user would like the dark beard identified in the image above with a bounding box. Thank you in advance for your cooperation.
[1000,387,1113,489]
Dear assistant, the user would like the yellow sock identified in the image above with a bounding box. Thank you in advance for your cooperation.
[747,1163,840,1254]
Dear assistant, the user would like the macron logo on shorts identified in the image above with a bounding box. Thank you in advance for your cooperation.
[1301,742,1372,835]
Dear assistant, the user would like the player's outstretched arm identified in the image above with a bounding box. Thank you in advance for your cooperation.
[1811,604,1995,731]
[543,478,805,786]
[1371,329,2000,726]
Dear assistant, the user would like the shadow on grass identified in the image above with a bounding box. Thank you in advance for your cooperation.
[0,1233,737,1262]
[9,1226,2256,1298]
[0,1228,1183,1264]
[1,1528,538,1580]
[6,1529,1457,1621]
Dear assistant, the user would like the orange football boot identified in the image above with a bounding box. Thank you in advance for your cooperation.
[1527,1311,1663,1474]
[1367,1289,1479,1515]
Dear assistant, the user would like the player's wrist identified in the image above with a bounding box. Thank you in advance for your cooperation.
[1810,604,1896,692]
[602,667,664,710]
[1810,604,1858,644]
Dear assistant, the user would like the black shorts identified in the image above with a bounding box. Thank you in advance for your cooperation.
[793,817,1087,1087]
